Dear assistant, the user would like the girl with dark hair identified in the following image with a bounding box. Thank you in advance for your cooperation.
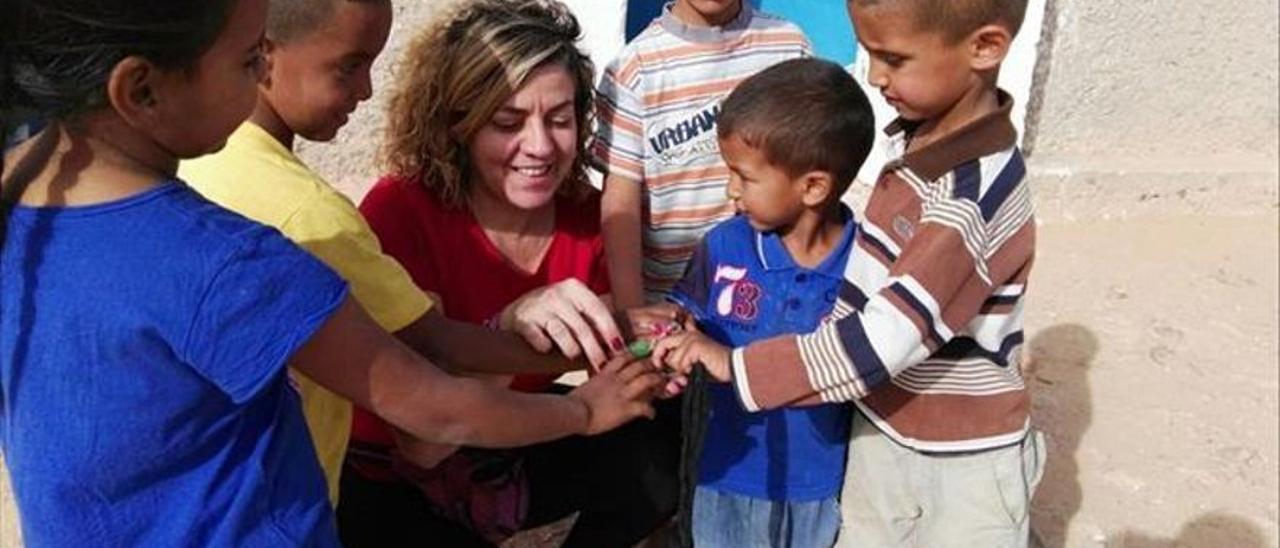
[0,1,662,545]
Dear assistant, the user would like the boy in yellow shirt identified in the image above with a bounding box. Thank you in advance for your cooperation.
[180,0,625,505]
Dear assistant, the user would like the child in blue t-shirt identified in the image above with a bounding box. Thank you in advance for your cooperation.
[648,58,876,547]
[0,2,663,544]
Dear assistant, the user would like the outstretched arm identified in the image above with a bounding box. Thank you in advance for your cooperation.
[292,297,661,447]
[394,307,589,376]
[728,205,1035,411]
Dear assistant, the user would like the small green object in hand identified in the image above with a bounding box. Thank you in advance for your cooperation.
[628,339,652,358]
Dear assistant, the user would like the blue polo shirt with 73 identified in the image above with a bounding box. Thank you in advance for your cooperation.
[669,210,856,501]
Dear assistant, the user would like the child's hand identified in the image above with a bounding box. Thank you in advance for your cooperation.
[651,331,732,382]
[624,338,688,399]
[624,302,688,341]
[568,354,663,435]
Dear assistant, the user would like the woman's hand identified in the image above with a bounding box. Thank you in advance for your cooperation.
[568,355,664,435]
[499,279,624,369]
[651,330,732,382]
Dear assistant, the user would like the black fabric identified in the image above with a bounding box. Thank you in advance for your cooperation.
[337,389,682,548]
[337,460,492,548]
[676,365,710,548]
[523,394,682,547]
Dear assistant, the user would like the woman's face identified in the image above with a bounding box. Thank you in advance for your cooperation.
[468,63,579,211]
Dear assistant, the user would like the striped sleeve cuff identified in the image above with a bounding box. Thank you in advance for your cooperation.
[731,347,761,412]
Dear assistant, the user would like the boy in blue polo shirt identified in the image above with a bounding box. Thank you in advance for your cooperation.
[654,58,875,547]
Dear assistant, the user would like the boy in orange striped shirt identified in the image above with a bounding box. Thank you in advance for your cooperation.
[593,0,810,310]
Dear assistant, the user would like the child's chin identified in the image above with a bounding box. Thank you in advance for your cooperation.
[745,217,776,232]
[301,124,343,143]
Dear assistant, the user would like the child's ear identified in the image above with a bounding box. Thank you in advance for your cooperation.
[258,38,280,87]
[799,171,835,207]
[968,23,1013,72]
[105,55,162,128]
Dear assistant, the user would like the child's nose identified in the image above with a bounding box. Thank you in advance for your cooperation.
[355,69,374,102]
[867,60,889,89]
[725,183,743,208]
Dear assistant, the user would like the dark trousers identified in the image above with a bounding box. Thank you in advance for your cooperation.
[337,395,681,548]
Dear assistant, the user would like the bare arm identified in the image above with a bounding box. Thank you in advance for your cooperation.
[393,307,586,375]
[602,173,646,310]
[291,297,659,446]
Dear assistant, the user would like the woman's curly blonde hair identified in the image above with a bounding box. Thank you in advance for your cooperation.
[381,0,597,209]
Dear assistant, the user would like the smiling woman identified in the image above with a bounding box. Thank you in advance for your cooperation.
[336,1,680,547]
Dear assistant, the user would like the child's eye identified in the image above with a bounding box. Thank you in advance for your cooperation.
[880,53,905,68]
[336,61,360,78]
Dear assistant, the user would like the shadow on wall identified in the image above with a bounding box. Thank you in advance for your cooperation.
[1106,512,1270,548]
[1024,323,1097,548]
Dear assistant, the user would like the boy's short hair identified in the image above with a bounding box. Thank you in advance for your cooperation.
[718,58,875,195]
[851,0,1028,42]
[267,0,388,43]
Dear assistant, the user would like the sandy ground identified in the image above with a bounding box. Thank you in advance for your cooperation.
[2,211,1277,547]
[1022,212,1278,548]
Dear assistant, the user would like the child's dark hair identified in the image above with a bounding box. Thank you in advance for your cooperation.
[0,0,237,248]
[267,0,389,44]
[850,0,1028,43]
[717,58,875,197]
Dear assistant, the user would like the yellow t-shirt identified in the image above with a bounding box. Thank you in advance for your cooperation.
[179,122,433,505]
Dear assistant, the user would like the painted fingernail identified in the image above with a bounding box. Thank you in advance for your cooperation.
[612,337,626,352]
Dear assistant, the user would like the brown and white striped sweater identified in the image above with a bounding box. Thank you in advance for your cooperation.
[728,92,1034,452]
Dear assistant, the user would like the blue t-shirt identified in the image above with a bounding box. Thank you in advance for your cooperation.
[670,212,856,502]
[0,182,348,547]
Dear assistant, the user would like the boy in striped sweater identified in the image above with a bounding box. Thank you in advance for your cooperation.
[652,0,1046,545]
[593,0,811,309]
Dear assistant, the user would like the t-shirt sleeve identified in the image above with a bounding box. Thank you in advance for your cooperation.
[281,191,433,332]
[591,52,647,182]
[181,226,349,403]
[668,237,713,321]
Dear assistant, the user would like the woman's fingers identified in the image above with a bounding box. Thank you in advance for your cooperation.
[566,286,625,354]
[513,314,554,353]
[542,316,583,361]
[548,294,609,367]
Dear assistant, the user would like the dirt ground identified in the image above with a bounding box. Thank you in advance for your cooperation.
[2,211,1278,547]
[1020,212,1278,548]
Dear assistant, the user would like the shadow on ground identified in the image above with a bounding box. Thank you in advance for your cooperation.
[1026,323,1098,548]
[1106,512,1270,548]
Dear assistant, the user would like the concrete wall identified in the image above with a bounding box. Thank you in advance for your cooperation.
[1025,0,1280,220]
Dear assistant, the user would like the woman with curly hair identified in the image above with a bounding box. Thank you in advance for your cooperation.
[337,1,680,546]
